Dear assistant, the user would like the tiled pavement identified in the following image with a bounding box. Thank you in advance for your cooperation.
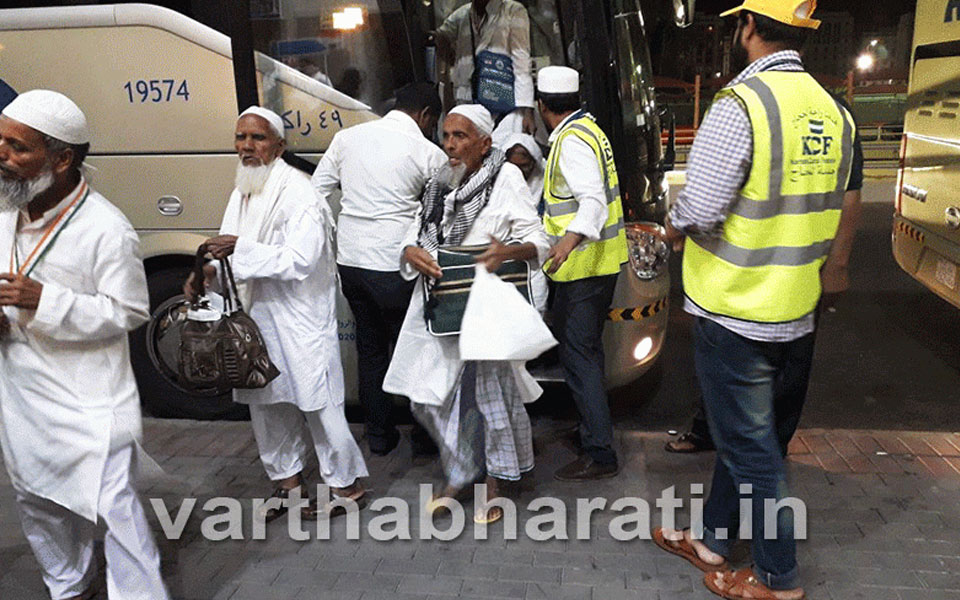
[2,419,960,600]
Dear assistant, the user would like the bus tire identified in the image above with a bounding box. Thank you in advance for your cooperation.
[129,266,249,421]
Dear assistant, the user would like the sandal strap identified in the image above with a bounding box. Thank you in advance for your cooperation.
[718,568,779,600]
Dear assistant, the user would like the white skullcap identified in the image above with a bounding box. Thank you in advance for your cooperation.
[537,66,579,95]
[239,106,285,139]
[499,132,543,164]
[1,89,89,145]
[448,104,494,137]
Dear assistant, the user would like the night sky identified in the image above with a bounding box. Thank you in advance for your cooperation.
[696,0,917,30]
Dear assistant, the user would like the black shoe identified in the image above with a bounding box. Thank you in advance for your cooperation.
[368,429,400,456]
[554,456,620,481]
[256,485,308,522]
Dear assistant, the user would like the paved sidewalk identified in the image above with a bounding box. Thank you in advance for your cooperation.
[2,419,960,600]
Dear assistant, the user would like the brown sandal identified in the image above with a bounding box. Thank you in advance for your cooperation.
[703,568,805,600]
[652,527,727,573]
[665,431,715,453]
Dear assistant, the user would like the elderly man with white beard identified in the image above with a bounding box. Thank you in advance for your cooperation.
[185,106,368,522]
[0,90,169,599]
[384,104,549,524]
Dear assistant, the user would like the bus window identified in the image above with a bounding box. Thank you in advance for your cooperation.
[248,1,416,153]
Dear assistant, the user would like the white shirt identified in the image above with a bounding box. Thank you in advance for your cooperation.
[221,161,344,412]
[384,162,548,406]
[547,111,609,241]
[437,0,535,109]
[0,180,149,522]
[312,111,447,272]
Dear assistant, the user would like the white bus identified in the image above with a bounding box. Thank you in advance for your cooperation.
[0,1,686,419]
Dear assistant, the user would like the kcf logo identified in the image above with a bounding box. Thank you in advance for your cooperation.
[802,119,834,156]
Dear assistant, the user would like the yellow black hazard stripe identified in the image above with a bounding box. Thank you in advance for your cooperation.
[895,220,925,244]
[607,298,668,322]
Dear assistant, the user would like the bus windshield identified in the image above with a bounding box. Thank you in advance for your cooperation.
[247,0,666,217]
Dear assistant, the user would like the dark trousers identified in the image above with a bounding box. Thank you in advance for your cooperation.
[338,265,415,444]
[552,274,619,466]
[694,317,815,591]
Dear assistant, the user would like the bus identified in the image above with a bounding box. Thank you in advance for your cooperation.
[0,0,687,419]
[894,0,960,309]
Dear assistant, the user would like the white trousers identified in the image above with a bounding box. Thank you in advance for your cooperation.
[249,402,368,488]
[14,444,169,600]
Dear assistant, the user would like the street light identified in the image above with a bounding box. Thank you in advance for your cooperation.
[857,52,875,72]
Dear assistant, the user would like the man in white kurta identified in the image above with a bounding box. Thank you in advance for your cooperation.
[190,107,367,520]
[0,91,169,599]
[383,105,548,523]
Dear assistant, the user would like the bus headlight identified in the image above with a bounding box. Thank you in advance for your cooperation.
[626,222,670,280]
[633,336,654,361]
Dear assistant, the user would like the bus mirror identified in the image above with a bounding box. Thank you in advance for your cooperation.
[662,107,677,172]
[672,0,696,28]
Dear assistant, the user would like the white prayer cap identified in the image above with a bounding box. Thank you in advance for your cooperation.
[239,106,285,139]
[499,132,543,164]
[537,66,579,95]
[448,104,494,137]
[1,90,90,145]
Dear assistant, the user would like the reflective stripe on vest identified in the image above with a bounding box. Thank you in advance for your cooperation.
[542,115,628,282]
[682,71,855,323]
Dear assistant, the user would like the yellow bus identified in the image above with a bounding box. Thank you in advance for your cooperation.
[894,0,960,309]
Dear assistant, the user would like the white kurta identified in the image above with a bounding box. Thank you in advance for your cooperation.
[219,161,344,412]
[383,162,548,407]
[0,180,150,523]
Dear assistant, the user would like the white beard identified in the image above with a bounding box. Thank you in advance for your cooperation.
[0,169,55,213]
[436,161,468,190]
[235,160,275,196]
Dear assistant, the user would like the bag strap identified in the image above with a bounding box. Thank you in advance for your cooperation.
[469,9,478,100]
[221,256,244,313]
[190,244,208,308]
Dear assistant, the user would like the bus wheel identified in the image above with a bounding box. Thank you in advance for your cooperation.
[129,266,249,421]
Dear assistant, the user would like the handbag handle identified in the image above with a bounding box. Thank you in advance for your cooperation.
[190,243,244,313]
[220,255,244,313]
[189,244,208,308]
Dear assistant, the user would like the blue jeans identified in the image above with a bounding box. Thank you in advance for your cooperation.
[552,274,619,465]
[693,317,815,591]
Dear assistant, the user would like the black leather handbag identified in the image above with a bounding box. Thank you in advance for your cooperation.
[178,245,280,393]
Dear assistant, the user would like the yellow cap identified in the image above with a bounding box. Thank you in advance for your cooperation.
[720,0,821,30]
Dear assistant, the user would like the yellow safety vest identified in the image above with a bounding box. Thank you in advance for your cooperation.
[542,113,628,282]
[683,71,855,323]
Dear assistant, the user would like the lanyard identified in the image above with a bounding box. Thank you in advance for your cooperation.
[10,181,89,279]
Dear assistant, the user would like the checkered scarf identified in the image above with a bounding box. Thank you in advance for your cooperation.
[417,149,507,252]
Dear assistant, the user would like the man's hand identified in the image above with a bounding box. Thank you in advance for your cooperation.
[664,217,686,253]
[183,264,217,302]
[0,312,10,340]
[404,246,442,279]
[0,274,43,311]
[477,238,509,273]
[546,232,583,275]
[820,262,850,311]
[520,107,536,135]
[205,235,238,260]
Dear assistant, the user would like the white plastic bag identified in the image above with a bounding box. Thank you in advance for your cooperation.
[459,263,558,361]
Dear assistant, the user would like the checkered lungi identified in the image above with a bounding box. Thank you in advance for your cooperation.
[413,361,534,488]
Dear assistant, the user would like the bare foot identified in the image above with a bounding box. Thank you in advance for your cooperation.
[661,527,725,567]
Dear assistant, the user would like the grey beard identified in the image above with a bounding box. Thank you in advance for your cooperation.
[435,162,468,190]
[235,161,274,196]
[0,170,55,213]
